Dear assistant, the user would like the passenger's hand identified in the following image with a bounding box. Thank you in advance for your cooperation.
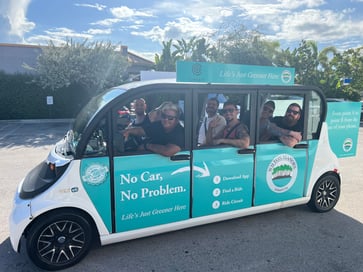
[289,130,302,141]
[209,116,221,128]
[213,139,223,145]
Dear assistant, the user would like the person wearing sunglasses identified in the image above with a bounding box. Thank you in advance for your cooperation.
[269,103,303,147]
[123,103,184,157]
[198,97,226,146]
[207,101,250,148]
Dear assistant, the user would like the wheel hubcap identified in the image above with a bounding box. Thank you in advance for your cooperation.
[57,236,66,244]
[37,220,86,264]
[316,179,337,209]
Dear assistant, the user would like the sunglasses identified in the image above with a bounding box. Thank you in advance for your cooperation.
[263,106,274,114]
[161,113,177,120]
[222,108,235,114]
[286,109,300,115]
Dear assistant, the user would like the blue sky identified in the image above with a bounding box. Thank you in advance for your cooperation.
[1,0,363,61]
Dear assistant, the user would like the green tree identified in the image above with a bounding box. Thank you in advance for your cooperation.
[155,37,216,71]
[173,37,196,61]
[154,40,178,71]
[213,24,281,66]
[330,47,363,100]
[290,40,319,85]
[30,40,129,95]
[192,37,218,62]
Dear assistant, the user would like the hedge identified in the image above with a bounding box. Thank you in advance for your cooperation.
[0,72,93,120]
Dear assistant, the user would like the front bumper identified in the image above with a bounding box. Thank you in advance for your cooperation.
[9,182,32,252]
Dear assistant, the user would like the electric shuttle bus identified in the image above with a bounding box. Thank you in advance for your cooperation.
[9,62,359,270]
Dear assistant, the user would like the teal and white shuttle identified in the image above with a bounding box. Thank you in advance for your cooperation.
[10,63,360,270]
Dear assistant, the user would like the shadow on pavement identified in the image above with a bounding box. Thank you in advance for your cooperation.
[1,206,363,272]
[0,121,72,148]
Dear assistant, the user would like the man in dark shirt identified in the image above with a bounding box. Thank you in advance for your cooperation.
[130,98,151,127]
[123,103,184,157]
[270,103,303,147]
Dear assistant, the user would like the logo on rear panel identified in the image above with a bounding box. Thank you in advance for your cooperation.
[343,138,353,152]
[82,164,109,185]
[266,154,297,193]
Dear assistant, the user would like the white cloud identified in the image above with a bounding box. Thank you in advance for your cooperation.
[132,17,215,43]
[27,34,65,46]
[44,27,93,39]
[275,9,363,43]
[27,27,93,45]
[0,0,35,42]
[151,1,235,24]
[110,6,154,19]
[91,18,122,27]
[87,28,112,35]
[277,0,326,9]
[74,3,107,11]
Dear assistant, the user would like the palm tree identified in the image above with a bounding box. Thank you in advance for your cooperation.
[154,39,178,71]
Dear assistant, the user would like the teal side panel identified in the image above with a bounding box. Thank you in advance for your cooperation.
[80,157,112,232]
[326,102,361,158]
[114,154,190,232]
[192,148,254,217]
[254,143,307,205]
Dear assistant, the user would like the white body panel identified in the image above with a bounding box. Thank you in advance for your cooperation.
[9,160,110,252]
[306,122,340,197]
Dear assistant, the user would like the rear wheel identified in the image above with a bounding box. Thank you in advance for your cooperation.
[26,211,93,271]
[308,174,340,212]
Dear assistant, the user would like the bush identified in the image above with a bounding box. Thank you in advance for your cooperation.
[0,72,94,119]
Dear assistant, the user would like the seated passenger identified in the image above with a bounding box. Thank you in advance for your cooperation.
[147,101,174,122]
[198,97,226,146]
[123,103,184,157]
[259,100,275,141]
[117,108,131,130]
[130,98,150,127]
[208,101,250,148]
[267,103,303,147]
[126,98,151,149]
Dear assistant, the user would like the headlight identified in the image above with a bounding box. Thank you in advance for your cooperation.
[19,161,69,199]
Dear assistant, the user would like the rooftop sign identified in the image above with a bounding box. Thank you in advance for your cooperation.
[176,61,295,85]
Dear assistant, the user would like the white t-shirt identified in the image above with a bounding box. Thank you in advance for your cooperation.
[198,114,226,145]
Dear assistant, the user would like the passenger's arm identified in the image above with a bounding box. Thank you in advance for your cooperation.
[123,127,145,140]
[143,143,181,157]
[213,124,250,148]
[268,123,302,143]
[213,137,250,148]
[279,135,300,147]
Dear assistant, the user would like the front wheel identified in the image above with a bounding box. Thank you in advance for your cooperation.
[308,174,340,212]
[26,211,94,271]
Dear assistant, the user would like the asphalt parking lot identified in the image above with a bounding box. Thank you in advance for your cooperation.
[0,120,362,272]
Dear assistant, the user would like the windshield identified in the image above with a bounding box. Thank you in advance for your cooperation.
[70,87,125,151]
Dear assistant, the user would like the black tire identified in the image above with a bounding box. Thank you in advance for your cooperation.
[308,174,340,212]
[26,210,93,271]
